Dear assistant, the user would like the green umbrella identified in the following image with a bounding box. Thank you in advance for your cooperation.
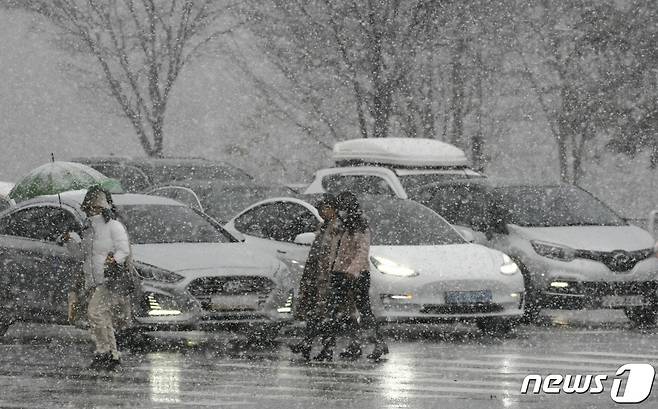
[9,161,123,202]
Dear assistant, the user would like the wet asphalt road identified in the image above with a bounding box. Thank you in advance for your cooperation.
[1,311,657,409]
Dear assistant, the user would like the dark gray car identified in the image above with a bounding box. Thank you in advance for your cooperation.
[0,194,203,337]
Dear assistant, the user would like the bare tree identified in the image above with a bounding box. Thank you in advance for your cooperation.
[6,0,235,157]
[604,0,658,169]
[513,0,624,184]
[239,0,443,140]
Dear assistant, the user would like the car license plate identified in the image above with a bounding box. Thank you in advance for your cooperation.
[445,290,492,304]
[601,295,646,307]
[210,295,259,311]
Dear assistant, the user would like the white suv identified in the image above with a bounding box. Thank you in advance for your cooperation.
[414,180,658,325]
[304,138,483,197]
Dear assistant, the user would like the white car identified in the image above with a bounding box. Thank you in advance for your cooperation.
[226,195,525,334]
[414,181,658,324]
[304,138,484,198]
[0,191,294,340]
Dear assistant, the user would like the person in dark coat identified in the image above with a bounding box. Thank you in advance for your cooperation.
[289,194,341,360]
[318,191,388,361]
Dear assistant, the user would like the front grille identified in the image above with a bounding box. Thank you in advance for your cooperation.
[575,248,654,272]
[187,276,275,297]
[547,281,658,297]
[421,303,504,314]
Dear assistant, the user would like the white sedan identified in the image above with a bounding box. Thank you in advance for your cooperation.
[226,195,526,334]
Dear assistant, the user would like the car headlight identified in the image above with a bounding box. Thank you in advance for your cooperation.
[134,262,184,283]
[530,240,576,262]
[145,292,182,316]
[500,254,519,275]
[371,256,417,277]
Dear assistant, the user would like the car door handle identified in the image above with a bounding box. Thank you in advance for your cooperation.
[277,249,287,254]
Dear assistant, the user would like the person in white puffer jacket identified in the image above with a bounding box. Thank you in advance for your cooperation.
[66,186,133,371]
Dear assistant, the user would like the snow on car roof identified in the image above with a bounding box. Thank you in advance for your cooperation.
[333,138,468,167]
[34,190,185,207]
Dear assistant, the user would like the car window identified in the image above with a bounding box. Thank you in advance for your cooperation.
[275,203,319,242]
[234,202,318,242]
[233,203,278,238]
[120,204,235,244]
[0,208,44,239]
[147,187,203,211]
[361,200,465,246]
[398,173,474,191]
[322,174,395,196]
[493,186,626,227]
[41,208,81,241]
[0,207,78,241]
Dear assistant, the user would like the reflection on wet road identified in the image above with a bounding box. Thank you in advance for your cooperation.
[1,311,657,408]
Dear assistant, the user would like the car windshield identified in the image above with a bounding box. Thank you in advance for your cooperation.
[494,186,626,227]
[398,173,480,191]
[409,183,490,229]
[119,204,234,244]
[360,200,465,246]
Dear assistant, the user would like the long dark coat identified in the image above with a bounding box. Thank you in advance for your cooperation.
[294,220,340,321]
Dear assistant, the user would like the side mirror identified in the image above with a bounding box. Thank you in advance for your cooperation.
[294,232,316,246]
[454,226,476,243]
[55,233,66,246]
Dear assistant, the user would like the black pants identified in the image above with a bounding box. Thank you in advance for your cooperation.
[323,271,381,344]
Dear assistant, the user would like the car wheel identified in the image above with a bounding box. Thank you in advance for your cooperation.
[625,307,657,327]
[512,259,542,324]
[476,318,515,337]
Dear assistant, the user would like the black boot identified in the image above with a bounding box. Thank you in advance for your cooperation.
[89,352,112,370]
[90,352,120,371]
[289,340,312,360]
[105,355,121,371]
[367,342,389,361]
[313,337,334,362]
[339,340,362,359]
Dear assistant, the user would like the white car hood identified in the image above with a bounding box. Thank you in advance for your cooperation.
[371,244,501,281]
[509,225,655,251]
[132,243,277,274]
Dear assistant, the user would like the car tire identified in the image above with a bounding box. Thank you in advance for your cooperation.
[476,318,515,337]
[512,259,542,324]
[625,307,657,327]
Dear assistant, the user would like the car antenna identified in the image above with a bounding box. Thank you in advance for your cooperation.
[51,153,62,208]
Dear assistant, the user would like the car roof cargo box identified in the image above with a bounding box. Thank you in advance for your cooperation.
[333,138,469,168]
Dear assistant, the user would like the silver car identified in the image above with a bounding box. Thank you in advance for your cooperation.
[0,191,294,341]
[414,181,658,325]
